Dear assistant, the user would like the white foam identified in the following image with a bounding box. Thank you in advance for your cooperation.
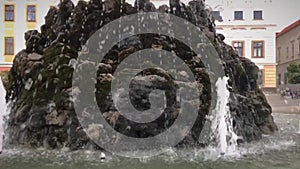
[0,77,6,153]
[211,76,239,157]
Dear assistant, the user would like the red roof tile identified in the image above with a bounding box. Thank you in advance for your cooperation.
[276,19,300,38]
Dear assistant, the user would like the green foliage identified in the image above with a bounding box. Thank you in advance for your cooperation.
[287,62,300,84]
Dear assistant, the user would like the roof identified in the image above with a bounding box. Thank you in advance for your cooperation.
[276,19,300,38]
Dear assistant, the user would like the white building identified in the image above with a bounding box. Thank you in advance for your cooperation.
[206,0,300,90]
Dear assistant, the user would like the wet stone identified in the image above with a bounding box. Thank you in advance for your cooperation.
[5,0,277,150]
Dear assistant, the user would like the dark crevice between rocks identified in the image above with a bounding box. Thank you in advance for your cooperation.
[5,0,277,150]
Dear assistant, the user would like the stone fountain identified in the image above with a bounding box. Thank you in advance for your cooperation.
[2,0,277,151]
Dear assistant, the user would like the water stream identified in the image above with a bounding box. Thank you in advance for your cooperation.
[0,77,6,154]
[0,112,299,169]
[298,120,300,134]
[1,78,300,168]
[211,76,239,156]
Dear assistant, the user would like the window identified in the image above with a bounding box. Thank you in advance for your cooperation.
[277,47,281,63]
[292,43,295,58]
[27,5,36,22]
[278,74,281,85]
[5,5,14,21]
[234,11,243,20]
[4,37,14,55]
[287,47,289,58]
[232,41,244,56]
[253,10,263,20]
[298,40,300,55]
[252,41,264,58]
[211,11,223,22]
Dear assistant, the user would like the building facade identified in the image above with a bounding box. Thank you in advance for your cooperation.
[0,0,82,71]
[205,0,282,90]
[276,20,300,90]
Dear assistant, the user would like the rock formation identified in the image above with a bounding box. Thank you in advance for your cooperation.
[5,0,277,150]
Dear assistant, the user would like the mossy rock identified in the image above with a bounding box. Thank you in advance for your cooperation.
[0,70,10,91]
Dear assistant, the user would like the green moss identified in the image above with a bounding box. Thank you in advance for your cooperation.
[0,71,10,91]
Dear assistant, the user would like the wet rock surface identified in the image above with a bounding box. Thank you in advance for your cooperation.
[6,0,277,150]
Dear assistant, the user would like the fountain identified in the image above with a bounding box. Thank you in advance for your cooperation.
[4,0,277,151]
[297,120,300,134]
[0,0,299,168]
[0,77,6,154]
[211,76,238,156]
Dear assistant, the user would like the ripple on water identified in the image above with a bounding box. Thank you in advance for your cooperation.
[0,113,300,169]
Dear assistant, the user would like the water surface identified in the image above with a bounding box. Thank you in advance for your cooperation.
[0,113,299,169]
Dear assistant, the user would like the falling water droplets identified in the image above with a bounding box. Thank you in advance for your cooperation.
[25,78,34,90]
[211,76,239,157]
[297,120,300,134]
[0,78,5,153]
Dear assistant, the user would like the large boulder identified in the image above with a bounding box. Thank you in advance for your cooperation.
[5,0,277,150]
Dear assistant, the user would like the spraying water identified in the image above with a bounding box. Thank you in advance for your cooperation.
[297,120,300,134]
[0,77,6,153]
[211,76,239,156]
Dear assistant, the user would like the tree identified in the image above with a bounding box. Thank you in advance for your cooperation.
[287,62,300,84]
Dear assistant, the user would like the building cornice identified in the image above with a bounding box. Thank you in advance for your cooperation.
[277,58,300,66]
[216,24,277,29]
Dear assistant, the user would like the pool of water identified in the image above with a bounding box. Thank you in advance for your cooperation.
[0,113,300,169]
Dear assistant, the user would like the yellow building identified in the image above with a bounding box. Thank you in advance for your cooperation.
[0,0,81,71]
